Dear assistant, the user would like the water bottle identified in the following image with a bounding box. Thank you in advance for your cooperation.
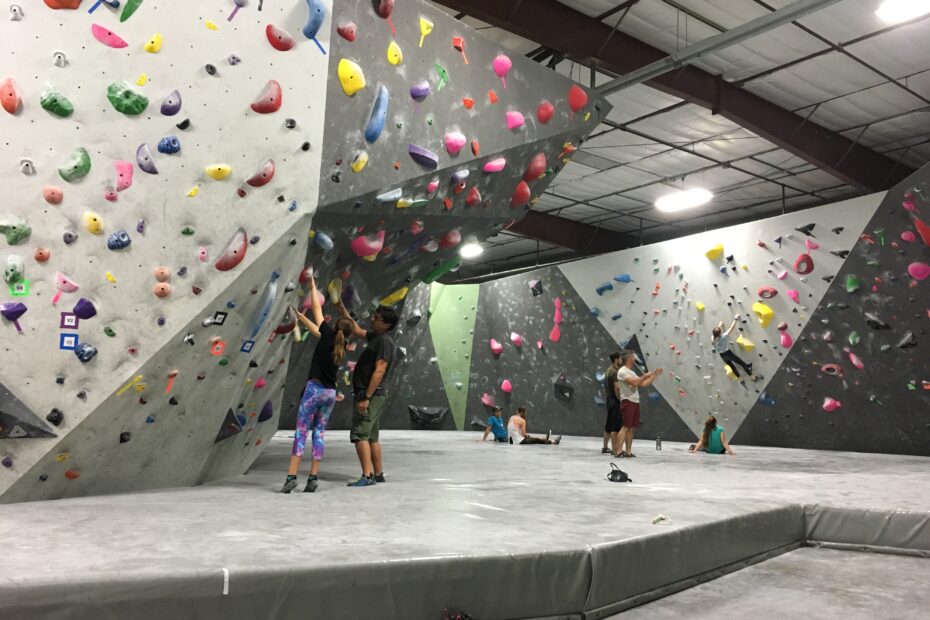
[656,435,662,451]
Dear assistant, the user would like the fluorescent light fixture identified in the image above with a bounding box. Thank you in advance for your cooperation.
[655,188,713,213]
[459,243,484,259]
[876,0,930,23]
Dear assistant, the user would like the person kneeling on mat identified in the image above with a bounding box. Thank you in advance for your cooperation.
[689,416,735,455]
[507,406,560,445]
[481,407,508,442]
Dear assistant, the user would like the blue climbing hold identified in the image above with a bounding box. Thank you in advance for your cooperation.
[157,136,181,154]
[611,313,622,321]
[106,229,131,250]
[596,282,614,296]
[648,391,660,401]
[74,342,97,363]
[590,307,600,317]
[302,0,327,54]
[614,274,633,283]
[365,85,389,143]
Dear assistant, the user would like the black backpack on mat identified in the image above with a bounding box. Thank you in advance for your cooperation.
[607,462,632,483]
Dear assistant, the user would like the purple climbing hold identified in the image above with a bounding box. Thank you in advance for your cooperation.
[160,89,182,116]
[73,298,97,320]
[1,456,11,468]
[0,301,27,332]
[410,80,431,101]
[408,143,439,169]
[258,400,274,422]
[136,143,158,174]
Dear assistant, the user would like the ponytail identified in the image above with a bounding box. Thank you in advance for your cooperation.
[332,330,346,365]
[702,416,717,448]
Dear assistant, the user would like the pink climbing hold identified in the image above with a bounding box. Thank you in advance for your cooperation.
[524,152,546,181]
[903,199,918,213]
[198,246,209,262]
[536,340,544,349]
[794,253,814,275]
[780,331,793,348]
[1,78,21,115]
[786,289,800,304]
[444,130,467,155]
[776,270,788,280]
[481,392,495,408]
[489,338,503,356]
[537,100,554,124]
[52,272,79,305]
[104,187,118,202]
[114,160,133,191]
[492,54,512,89]
[43,186,64,204]
[805,238,819,250]
[483,158,506,173]
[845,347,865,370]
[439,229,462,249]
[214,227,248,271]
[568,84,588,116]
[510,332,523,347]
[505,110,525,130]
[901,230,916,243]
[246,159,276,187]
[549,324,561,343]
[410,219,424,235]
[908,262,930,281]
[350,230,385,258]
[426,178,440,193]
[251,80,283,114]
[822,397,842,413]
[511,180,531,207]
[92,24,129,49]
[501,379,513,393]
[266,24,296,51]
[254,378,267,389]
[337,22,358,42]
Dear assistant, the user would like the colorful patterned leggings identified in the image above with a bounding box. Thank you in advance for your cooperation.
[292,380,337,460]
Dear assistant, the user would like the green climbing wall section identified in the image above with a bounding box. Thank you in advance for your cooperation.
[429,282,479,430]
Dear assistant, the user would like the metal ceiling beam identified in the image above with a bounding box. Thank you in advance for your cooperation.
[506,210,637,254]
[432,0,915,192]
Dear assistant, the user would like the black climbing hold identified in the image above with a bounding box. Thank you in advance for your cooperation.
[46,408,63,426]
[285,118,297,129]
[249,360,259,368]
[288,238,297,246]
[832,227,844,234]
[249,235,260,245]
[55,377,65,385]
[865,312,890,330]
[796,223,816,237]
[169,397,178,405]
[177,266,188,277]
[157,317,166,326]
[276,195,286,203]
[39,474,48,481]
[63,230,78,244]
[353,201,362,209]
[331,170,341,183]
[205,64,217,75]
[76,390,87,399]
[898,331,917,349]
[228,55,241,65]
[301,142,311,151]
[176,118,191,130]
[119,431,131,444]
[823,276,834,283]
[831,250,850,259]
[139,397,147,405]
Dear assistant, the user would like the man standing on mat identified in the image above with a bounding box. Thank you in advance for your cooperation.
[337,302,399,487]
[481,406,508,442]
[617,350,662,458]
[602,352,623,455]
[507,406,560,445]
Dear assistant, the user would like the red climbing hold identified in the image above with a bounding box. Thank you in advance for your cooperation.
[440,229,462,249]
[462,97,475,109]
[64,469,80,480]
[466,187,481,207]
[915,216,930,247]
[488,90,498,104]
[375,0,394,18]
[246,159,276,187]
[524,152,547,181]
[266,24,296,51]
[251,80,282,114]
[793,253,814,275]
[511,180,531,207]
[215,227,248,271]
[471,140,480,156]
[45,0,82,9]
[337,22,358,42]
[568,84,588,115]
[1,78,21,115]
[537,100,554,124]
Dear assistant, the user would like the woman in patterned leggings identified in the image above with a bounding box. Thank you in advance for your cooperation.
[280,275,355,494]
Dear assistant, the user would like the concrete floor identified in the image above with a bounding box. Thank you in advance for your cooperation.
[1,431,929,617]
[619,547,930,619]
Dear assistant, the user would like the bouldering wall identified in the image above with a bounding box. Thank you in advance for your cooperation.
[734,169,930,455]
[0,1,329,502]
[427,282,479,430]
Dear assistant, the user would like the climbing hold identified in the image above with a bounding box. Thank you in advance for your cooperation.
[107,81,148,115]
[511,181,531,207]
[613,274,633,283]
[302,0,327,46]
[568,84,588,115]
[337,58,366,96]
[822,397,842,413]
[845,274,861,293]
[780,331,793,348]
[74,342,97,363]
[524,152,547,181]
[337,22,357,41]
[845,347,865,370]
[786,289,799,304]
[595,282,614,296]
[757,286,777,299]
[444,130,466,155]
[73,297,96,320]
[492,54,512,89]
[57,147,92,183]
[62,230,77,245]
[471,140,480,156]
[82,211,104,235]
[3,255,23,284]
[386,40,403,65]
[735,335,755,351]
[848,331,861,347]
[462,97,475,110]
[40,85,74,117]
[34,247,50,263]
[510,332,523,348]
[246,159,275,186]
[465,187,481,206]
[160,89,181,116]
[752,301,774,328]
[43,186,64,204]
[408,144,439,169]
[549,323,561,343]
[506,110,525,130]
[410,80,430,102]
[501,379,513,393]
[144,32,162,53]
[106,230,131,250]
[418,16,434,47]
[214,227,248,271]
[537,100,554,124]
[204,164,232,180]
[489,338,503,356]
[250,80,282,113]
[351,151,369,173]
[365,85,389,143]
[92,23,129,48]
[705,244,724,260]
[483,158,506,173]
[901,231,916,243]
[1,77,21,115]
[350,230,385,259]
[266,24,295,51]
[793,253,814,275]
[913,217,930,246]
[153,282,171,298]
[135,143,158,174]
[724,364,737,380]
[119,0,142,21]
[439,229,461,249]
[908,262,930,281]
[9,4,23,20]
[695,302,705,311]
[157,136,181,154]
[110,161,133,194]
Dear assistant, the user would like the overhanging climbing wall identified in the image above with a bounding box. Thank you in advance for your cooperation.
[734,167,930,455]
[0,1,330,502]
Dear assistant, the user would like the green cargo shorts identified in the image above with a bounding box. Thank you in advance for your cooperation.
[350,394,387,443]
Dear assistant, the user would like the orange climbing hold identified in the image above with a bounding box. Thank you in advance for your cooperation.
[1,78,21,115]
[488,90,498,104]
[45,0,82,8]
[915,216,930,247]
[462,97,475,109]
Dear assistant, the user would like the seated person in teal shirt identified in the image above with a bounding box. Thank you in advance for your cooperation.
[689,415,735,455]
[481,407,508,442]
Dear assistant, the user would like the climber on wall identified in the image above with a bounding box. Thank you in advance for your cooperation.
[712,315,759,382]
[602,352,624,456]
[507,406,561,445]
[480,406,508,443]
[280,275,356,494]
[689,416,735,455]
[617,350,662,458]
[337,301,399,487]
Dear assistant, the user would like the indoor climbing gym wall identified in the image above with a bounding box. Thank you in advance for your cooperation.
[281,0,609,427]
[559,193,892,449]
[735,168,930,456]
[0,0,330,502]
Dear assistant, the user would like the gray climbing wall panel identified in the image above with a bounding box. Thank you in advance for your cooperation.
[734,167,930,456]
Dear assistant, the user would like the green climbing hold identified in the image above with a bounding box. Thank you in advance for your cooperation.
[104,326,116,337]
[219,358,230,366]
[427,117,433,125]
[120,0,143,22]
[181,226,195,236]
[58,147,92,183]
[845,274,861,293]
[0,216,31,245]
[107,82,149,116]
[40,86,74,118]
[396,122,403,129]
[848,331,860,346]
[874,228,885,245]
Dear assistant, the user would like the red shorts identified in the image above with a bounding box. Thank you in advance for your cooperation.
[620,400,640,428]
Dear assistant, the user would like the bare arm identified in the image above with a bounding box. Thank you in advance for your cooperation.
[623,368,663,388]
[689,437,704,453]
[481,427,491,442]
[724,316,739,337]
[363,359,389,400]
[308,276,324,327]
[293,307,321,339]
[721,432,735,455]
[335,299,368,339]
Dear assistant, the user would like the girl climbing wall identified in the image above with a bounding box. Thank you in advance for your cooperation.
[712,315,759,383]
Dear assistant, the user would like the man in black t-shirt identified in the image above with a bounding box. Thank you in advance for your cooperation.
[337,301,398,487]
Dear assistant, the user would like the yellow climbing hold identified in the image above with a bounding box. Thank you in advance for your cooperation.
[105,271,117,283]
[705,244,724,260]
[380,286,409,306]
[351,151,369,173]
[752,301,775,328]
[735,335,755,352]
[136,73,148,86]
[82,211,104,235]
[144,33,163,53]
[724,364,738,380]
[205,20,219,31]
[204,164,232,180]
[337,58,366,96]
[584,112,591,121]
[742,264,749,271]
[327,278,343,305]
[187,185,200,197]
[418,17,434,47]
[695,302,705,311]
[362,254,378,263]
[387,41,404,65]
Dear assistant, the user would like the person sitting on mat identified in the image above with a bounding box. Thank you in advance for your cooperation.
[507,406,560,445]
[712,315,759,382]
[481,406,508,442]
[689,416,735,455]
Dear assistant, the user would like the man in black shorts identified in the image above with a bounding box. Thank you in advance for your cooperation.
[603,352,623,456]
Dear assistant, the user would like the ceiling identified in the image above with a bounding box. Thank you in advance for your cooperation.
[429,0,930,281]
